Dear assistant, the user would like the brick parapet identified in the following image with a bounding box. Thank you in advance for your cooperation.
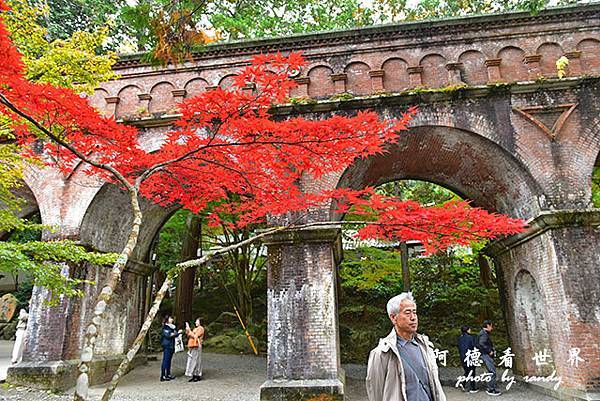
[91,5,599,120]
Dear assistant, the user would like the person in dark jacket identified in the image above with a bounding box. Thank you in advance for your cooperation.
[477,320,501,396]
[160,315,182,382]
[457,326,478,393]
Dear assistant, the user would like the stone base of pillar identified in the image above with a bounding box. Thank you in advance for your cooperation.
[7,354,147,390]
[524,380,600,401]
[260,375,345,401]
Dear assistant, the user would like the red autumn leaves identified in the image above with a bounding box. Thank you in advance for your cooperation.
[0,0,524,251]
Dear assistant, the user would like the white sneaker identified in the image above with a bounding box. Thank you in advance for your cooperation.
[486,389,502,396]
[469,389,479,393]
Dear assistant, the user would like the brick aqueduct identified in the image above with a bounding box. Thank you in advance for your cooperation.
[6,5,600,400]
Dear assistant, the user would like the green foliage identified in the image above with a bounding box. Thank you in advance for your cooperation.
[338,247,507,364]
[12,279,34,309]
[155,209,189,272]
[3,0,118,94]
[0,240,118,305]
[376,180,459,205]
[207,0,373,40]
[43,0,126,42]
[0,143,25,230]
[593,167,600,208]
[374,0,579,22]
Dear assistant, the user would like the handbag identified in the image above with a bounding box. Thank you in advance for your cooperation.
[174,335,184,353]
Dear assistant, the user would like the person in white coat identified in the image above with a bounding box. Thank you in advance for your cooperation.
[366,292,446,401]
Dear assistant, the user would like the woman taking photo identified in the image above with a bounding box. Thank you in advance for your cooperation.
[160,315,181,382]
[185,318,205,382]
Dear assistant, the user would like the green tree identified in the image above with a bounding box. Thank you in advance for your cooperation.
[207,0,373,40]
[44,0,126,42]
[376,180,458,205]
[374,0,579,22]
[3,0,117,94]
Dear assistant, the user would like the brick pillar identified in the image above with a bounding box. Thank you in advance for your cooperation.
[485,59,502,82]
[137,93,151,113]
[331,74,347,94]
[445,62,464,85]
[524,54,542,79]
[564,51,583,76]
[294,77,310,97]
[407,66,423,87]
[105,96,119,118]
[8,257,153,390]
[487,210,600,400]
[260,225,344,401]
[172,89,186,105]
[23,263,72,363]
[369,70,385,93]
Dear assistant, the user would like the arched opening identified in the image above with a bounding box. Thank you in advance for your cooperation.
[337,178,509,367]
[330,124,544,393]
[65,183,175,362]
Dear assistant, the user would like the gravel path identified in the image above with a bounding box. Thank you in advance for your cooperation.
[0,353,561,401]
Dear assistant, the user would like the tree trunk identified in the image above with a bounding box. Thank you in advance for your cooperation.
[478,254,494,321]
[479,254,493,288]
[174,214,200,326]
[73,190,143,401]
[400,242,410,292]
[101,275,174,401]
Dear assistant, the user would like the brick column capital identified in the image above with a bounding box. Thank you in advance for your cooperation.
[524,54,542,64]
[368,69,385,78]
[485,59,502,67]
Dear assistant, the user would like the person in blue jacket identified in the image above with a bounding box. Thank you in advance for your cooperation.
[160,315,182,381]
[457,325,478,393]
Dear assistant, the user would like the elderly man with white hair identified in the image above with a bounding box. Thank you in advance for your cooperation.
[366,292,446,401]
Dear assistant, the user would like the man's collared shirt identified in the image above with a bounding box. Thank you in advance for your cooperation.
[396,335,433,401]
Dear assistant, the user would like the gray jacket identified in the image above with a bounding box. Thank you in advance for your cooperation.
[366,329,447,401]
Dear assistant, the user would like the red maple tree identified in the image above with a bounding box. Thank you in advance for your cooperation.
[0,1,524,399]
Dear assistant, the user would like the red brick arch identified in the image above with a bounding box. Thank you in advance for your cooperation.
[184,77,209,98]
[381,58,409,92]
[343,61,371,95]
[536,42,564,77]
[458,50,487,85]
[307,65,334,98]
[115,85,142,118]
[576,38,600,74]
[334,125,542,219]
[497,46,528,82]
[419,54,449,88]
[149,81,176,114]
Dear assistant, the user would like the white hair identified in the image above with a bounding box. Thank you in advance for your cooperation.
[387,292,416,316]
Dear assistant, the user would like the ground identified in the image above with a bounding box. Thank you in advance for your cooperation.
[0,343,561,401]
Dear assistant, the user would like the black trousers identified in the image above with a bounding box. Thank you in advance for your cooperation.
[462,363,477,391]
